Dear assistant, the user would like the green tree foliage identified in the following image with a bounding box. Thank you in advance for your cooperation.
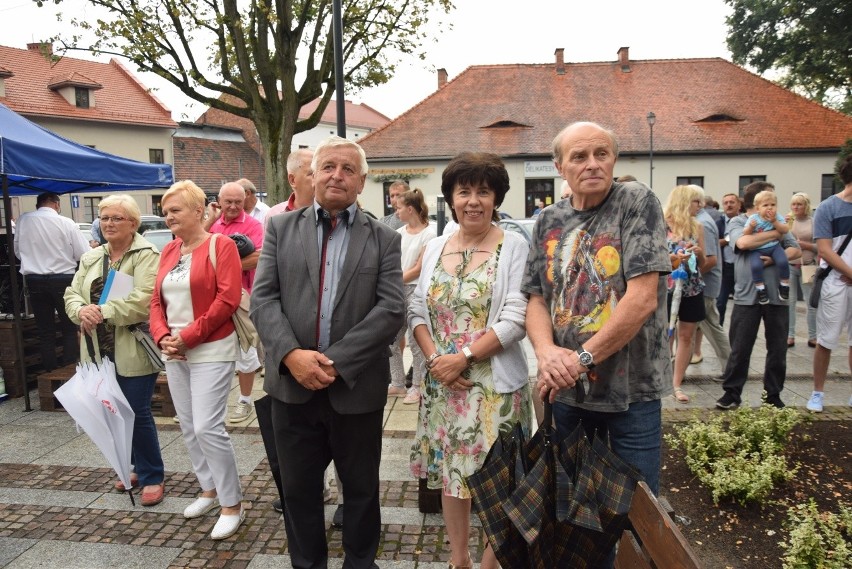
[35,0,454,201]
[724,0,852,115]
[837,138,852,182]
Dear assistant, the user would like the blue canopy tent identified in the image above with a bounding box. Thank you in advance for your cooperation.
[0,102,174,409]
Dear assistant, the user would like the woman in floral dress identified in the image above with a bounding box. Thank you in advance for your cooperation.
[409,152,531,569]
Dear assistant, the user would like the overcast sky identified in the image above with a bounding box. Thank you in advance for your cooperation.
[2,0,735,120]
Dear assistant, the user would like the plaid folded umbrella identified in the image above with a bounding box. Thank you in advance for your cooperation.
[467,421,536,568]
[471,401,642,569]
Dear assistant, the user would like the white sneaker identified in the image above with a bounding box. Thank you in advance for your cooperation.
[210,507,245,540]
[806,392,824,413]
[229,400,254,424]
[183,496,219,519]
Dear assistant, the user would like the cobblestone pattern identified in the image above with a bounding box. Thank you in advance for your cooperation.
[0,461,486,567]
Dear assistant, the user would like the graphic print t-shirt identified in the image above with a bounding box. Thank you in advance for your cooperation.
[522,182,672,411]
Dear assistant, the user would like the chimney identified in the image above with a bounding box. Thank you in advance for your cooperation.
[554,48,565,75]
[27,42,53,56]
[437,68,448,89]
[617,46,630,72]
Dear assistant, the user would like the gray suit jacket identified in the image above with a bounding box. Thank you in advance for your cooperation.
[250,206,404,414]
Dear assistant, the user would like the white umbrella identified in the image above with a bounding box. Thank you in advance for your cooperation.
[55,356,136,505]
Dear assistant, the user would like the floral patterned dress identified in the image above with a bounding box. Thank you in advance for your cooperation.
[410,239,531,499]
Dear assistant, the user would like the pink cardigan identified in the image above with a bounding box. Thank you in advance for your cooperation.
[150,234,242,349]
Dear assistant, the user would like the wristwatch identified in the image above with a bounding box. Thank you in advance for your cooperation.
[577,347,596,370]
[461,346,476,367]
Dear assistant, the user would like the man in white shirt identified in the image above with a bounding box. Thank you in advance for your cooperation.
[239,178,270,224]
[14,192,90,371]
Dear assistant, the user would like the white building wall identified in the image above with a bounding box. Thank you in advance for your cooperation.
[292,123,374,151]
[15,117,175,222]
[362,152,840,220]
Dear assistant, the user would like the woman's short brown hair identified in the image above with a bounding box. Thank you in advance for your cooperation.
[441,152,509,223]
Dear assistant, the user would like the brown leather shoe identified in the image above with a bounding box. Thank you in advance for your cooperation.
[114,473,138,492]
[140,482,165,507]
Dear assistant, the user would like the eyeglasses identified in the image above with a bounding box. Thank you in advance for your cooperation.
[99,216,128,223]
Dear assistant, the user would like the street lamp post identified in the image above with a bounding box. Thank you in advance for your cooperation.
[647,112,656,189]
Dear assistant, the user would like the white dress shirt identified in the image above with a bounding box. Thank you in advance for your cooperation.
[14,207,90,275]
[249,201,270,224]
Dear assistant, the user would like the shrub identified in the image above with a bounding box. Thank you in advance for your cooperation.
[665,403,803,504]
[781,499,851,569]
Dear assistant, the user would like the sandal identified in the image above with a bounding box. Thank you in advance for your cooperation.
[448,556,473,569]
[673,388,690,404]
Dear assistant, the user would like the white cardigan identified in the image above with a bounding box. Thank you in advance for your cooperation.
[407,230,530,393]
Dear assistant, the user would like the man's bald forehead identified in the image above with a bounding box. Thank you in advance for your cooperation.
[219,182,245,199]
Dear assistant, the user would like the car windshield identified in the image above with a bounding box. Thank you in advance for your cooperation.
[138,216,168,234]
[143,230,173,251]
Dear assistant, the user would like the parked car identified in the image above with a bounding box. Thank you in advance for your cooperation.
[497,218,535,245]
[76,222,94,245]
[142,229,174,252]
[138,215,168,234]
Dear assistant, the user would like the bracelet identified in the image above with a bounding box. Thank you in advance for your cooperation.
[425,352,440,369]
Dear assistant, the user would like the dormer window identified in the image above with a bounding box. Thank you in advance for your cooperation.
[75,87,90,109]
[482,119,532,129]
[48,72,102,108]
[695,113,742,123]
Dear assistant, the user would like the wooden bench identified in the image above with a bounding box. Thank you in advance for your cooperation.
[150,373,175,417]
[38,367,174,418]
[37,364,77,411]
[615,481,703,569]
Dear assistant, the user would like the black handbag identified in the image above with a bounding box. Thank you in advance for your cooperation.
[809,232,852,309]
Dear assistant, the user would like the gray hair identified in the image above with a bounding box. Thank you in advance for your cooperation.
[286,148,313,175]
[311,136,369,175]
[236,178,257,194]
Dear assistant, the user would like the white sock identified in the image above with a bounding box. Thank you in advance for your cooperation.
[755,284,765,290]
[238,395,252,405]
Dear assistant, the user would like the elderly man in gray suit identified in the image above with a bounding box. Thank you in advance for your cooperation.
[251,136,403,569]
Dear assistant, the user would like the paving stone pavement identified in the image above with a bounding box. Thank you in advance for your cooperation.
[0,308,849,568]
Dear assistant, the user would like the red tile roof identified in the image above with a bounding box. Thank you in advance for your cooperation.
[173,134,264,195]
[360,56,852,159]
[196,95,390,154]
[0,44,175,127]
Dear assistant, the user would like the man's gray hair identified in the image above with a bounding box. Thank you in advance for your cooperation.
[311,136,369,175]
[236,178,257,194]
[551,121,619,164]
[286,148,313,175]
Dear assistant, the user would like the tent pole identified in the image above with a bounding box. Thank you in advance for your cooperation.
[2,174,31,411]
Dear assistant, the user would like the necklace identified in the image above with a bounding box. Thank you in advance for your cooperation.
[107,242,131,266]
[180,233,207,255]
[442,226,491,277]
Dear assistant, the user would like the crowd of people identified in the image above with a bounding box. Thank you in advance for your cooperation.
[11,127,850,568]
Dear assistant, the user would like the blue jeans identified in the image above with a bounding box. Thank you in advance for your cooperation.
[749,244,790,284]
[118,372,165,486]
[552,399,662,495]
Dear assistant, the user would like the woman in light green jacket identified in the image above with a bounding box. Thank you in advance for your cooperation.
[64,194,165,506]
